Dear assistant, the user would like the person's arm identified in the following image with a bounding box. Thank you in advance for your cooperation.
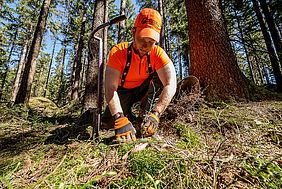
[105,66,123,116]
[141,62,176,137]
[105,65,136,142]
[153,62,177,114]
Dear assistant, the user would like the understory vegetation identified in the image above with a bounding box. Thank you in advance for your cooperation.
[0,95,281,188]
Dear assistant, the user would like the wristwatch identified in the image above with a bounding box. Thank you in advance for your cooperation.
[113,112,124,120]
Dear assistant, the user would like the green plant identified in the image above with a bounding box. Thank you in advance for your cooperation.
[112,149,186,188]
[0,160,22,189]
[175,123,201,149]
[243,157,282,189]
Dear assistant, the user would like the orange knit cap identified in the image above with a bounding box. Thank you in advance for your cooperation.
[134,8,162,42]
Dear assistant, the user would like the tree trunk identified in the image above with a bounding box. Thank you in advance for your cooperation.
[0,0,3,10]
[57,45,67,105]
[117,0,126,43]
[0,29,18,100]
[245,32,265,84]
[262,62,270,84]
[178,38,183,80]
[162,0,169,52]
[234,7,255,83]
[83,0,104,111]
[32,59,43,97]
[81,51,87,96]
[185,0,249,100]
[71,11,87,100]
[252,0,282,91]
[10,41,28,104]
[158,0,165,49]
[14,0,52,104]
[103,0,108,106]
[43,37,56,97]
[259,0,282,69]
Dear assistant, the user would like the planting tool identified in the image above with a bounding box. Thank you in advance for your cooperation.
[88,15,127,138]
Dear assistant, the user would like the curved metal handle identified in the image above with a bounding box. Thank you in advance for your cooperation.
[109,15,127,25]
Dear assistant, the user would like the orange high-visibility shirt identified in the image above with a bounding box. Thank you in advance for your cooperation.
[107,42,172,89]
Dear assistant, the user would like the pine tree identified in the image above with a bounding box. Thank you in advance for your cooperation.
[185,0,249,100]
[15,0,53,104]
[71,0,88,100]
[251,0,282,91]
[117,0,126,43]
[83,0,105,111]
[259,0,282,69]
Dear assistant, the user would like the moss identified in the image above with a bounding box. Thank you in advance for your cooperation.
[243,157,282,189]
[117,143,135,158]
[28,97,59,117]
[112,149,186,188]
[175,123,201,149]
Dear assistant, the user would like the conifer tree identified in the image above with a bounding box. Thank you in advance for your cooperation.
[185,0,249,100]
[15,0,53,104]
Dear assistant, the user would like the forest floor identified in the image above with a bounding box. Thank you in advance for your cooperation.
[0,95,281,189]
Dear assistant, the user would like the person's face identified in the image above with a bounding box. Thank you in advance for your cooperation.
[133,30,156,57]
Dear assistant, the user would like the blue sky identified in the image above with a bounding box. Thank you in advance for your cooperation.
[43,0,139,68]
[3,0,139,72]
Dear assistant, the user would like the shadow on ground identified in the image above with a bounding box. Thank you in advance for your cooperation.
[0,128,46,157]
[0,115,92,157]
[44,124,91,145]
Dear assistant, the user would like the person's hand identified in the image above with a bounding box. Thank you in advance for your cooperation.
[141,112,160,137]
[114,117,136,143]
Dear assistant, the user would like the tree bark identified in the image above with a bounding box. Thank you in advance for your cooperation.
[0,29,18,100]
[117,0,126,43]
[57,45,67,105]
[10,41,28,104]
[83,0,104,111]
[103,0,108,106]
[43,37,56,97]
[178,38,183,80]
[185,0,249,100]
[252,0,282,91]
[245,32,265,84]
[0,0,3,10]
[14,0,52,104]
[234,7,255,83]
[71,11,87,100]
[158,0,165,49]
[259,0,282,69]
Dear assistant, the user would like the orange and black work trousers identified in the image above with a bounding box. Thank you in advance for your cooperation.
[101,72,163,129]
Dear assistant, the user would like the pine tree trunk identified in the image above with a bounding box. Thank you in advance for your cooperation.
[262,62,270,84]
[185,0,249,100]
[43,38,56,97]
[103,0,108,106]
[0,0,3,10]
[178,38,183,80]
[71,11,86,100]
[162,0,169,52]
[14,0,52,104]
[234,8,255,83]
[10,41,28,104]
[245,32,265,84]
[81,51,87,96]
[259,0,282,69]
[117,0,126,43]
[0,29,18,100]
[57,45,67,105]
[32,59,43,97]
[83,0,104,111]
[158,0,165,49]
[252,0,282,91]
